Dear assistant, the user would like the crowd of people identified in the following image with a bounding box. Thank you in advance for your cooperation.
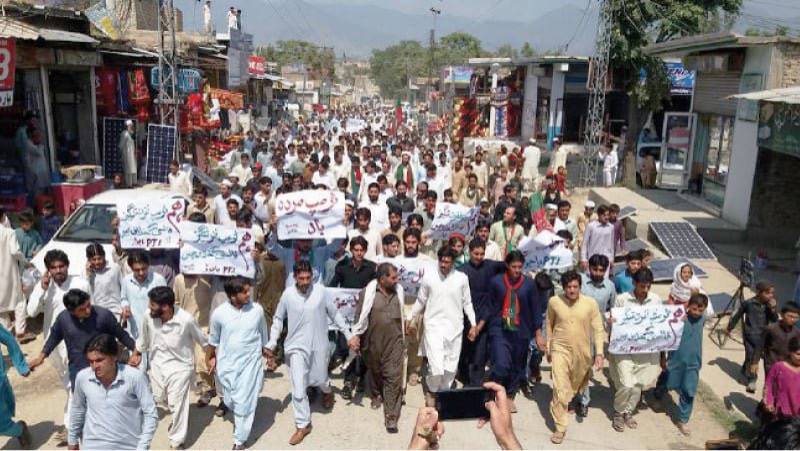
[0,104,798,449]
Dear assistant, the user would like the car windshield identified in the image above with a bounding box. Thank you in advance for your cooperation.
[56,204,117,243]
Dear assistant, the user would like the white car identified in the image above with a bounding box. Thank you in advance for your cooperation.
[30,188,189,276]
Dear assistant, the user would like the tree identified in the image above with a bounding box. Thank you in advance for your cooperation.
[520,42,536,58]
[436,32,484,66]
[608,0,743,186]
[370,40,427,99]
[255,40,336,79]
[495,44,519,59]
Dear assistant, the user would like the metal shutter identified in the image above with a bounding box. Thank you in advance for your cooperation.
[693,72,741,116]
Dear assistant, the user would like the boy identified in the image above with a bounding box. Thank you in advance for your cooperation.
[726,281,779,392]
[762,301,800,377]
[608,204,626,257]
[613,250,643,294]
[14,210,42,260]
[40,201,63,243]
[654,293,709,436]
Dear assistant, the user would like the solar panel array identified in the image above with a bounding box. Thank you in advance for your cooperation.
[650,221,716,260]
[102,117,130,177]
[145,124,177,183]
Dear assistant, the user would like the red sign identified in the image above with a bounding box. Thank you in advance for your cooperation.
[0,38,16,106]
[248,55,266,76]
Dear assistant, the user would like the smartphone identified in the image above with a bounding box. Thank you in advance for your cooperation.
[435,387,491,420]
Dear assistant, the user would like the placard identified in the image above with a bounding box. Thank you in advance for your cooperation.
[117,198,184,249]
[517,230,573,273]
[324,287,361,331]
[275,190,346,240]
[378,256,437,297]
[179,222,255,278]
[609,305,686,354]
[428,202,480,240]
[345,118,366,133]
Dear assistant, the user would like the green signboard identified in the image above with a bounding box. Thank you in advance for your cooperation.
[757,101,800,158]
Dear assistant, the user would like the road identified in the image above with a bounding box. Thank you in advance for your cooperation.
[4,334,729,450]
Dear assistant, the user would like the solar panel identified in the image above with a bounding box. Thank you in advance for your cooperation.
[650,221,716,260]
[102,117,131,177]
[613,257,707,282]
[625,238,651,253]
[618,206,638,220]
[145,124,177,183]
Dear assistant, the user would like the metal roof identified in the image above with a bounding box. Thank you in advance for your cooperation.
[645,31,800,56]
[729,86,800,104]
[0,17,97,44]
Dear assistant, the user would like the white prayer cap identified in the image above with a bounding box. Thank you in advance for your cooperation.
[221,179,233,187]
[125,119,134,126]
[585,200,596,209]
[545,203,558,211]
[529,137,536,144]
[345,199,354,207]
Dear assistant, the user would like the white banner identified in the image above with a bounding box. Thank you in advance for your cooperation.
[517,230,573,273]
[345,118,366,133]
[378,256,438,297]
[275,190,346,241]
[428,202,481,240]
[609,305,686,354]
[179,222,255,278]
[117,198,184,249]
[324,287,361,331]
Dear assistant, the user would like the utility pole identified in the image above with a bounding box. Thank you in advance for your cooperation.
[156,0,181,159]
[579,0,612,187]
[428,7,440,109]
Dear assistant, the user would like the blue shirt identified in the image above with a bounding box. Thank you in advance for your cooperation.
[40,214,63,243]
[614,270,634,294]
[487,274,543,340]
[459,259,506,324]
[69,364,158,450]
[580,273,616,315]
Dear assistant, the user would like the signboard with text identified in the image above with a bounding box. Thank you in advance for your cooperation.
[248,55,266,76]
[429,203,480,240]
[516,230,573,273]
[275,190,346,240]
[0,38,16,107]
[324,287,361,331]
[609,305,686,354]
[179,222,255,278]
[117,198,184,249]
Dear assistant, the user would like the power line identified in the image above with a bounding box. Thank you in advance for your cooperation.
[563,0,596,53]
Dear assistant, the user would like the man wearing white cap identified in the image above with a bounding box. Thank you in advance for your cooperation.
[119,120,137,187]
[522,138,541,192]
[549,137,567,174]
[213,180,243,226]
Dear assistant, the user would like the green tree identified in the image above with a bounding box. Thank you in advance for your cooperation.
[255,40,336,79]
[609,0,743,186]
[520,42,536,58]
[370,40,427,99]
[436,32,484,66]
[495,43,519,59]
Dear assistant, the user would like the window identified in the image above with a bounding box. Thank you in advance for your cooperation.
[56,204,117,243]
[705,115,734,185]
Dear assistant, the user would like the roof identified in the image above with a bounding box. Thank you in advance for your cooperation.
[87,188,186,205]
[512,55,590,65]
[646,31,800,56]
[729,86,800,104]
[0,17,97,44]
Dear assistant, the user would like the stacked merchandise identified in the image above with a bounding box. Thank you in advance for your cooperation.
[452,97,481,141]
[96,68,152,123]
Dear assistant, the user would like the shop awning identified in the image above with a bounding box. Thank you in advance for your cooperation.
[0,17,98,44]
[729,86,800,104]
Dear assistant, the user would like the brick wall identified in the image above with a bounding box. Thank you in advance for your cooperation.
[748,148,800,245]
[778,42,800,87]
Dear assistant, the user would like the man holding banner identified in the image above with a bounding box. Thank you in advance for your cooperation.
[348,263,406,433]
[608,268,663,433]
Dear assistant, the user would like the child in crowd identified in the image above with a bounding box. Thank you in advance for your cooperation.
[14,210,42,260]
[39,200,62,243]
[726,281,779,393]
[762,336,800,420]
[614,249,644,294]
[654,293,709,436]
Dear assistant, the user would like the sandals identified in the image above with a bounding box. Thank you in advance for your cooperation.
[550,431,565,444]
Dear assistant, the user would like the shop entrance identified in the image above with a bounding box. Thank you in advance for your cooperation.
[48,69,96,167]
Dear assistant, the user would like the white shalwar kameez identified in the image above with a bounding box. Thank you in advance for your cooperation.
[209,301,269,447]
[410,269,475,392]
[267,284,352,428]
[27,275,91,430]
[137,307,207,448]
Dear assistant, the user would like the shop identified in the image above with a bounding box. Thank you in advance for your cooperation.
[646,31,800,232]
[0,15,102,213]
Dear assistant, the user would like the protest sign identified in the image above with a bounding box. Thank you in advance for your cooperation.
[428,202,481,240]
[345,118,366,133]
[378,256,438,297]
[324,287,361,331]
[609,305,686,354]
[117,198,184,249]
[179,222,255,278]
[516,230,573,273]
[275,190,346,241]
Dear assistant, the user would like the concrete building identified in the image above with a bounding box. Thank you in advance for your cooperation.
[647,32,800,243]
